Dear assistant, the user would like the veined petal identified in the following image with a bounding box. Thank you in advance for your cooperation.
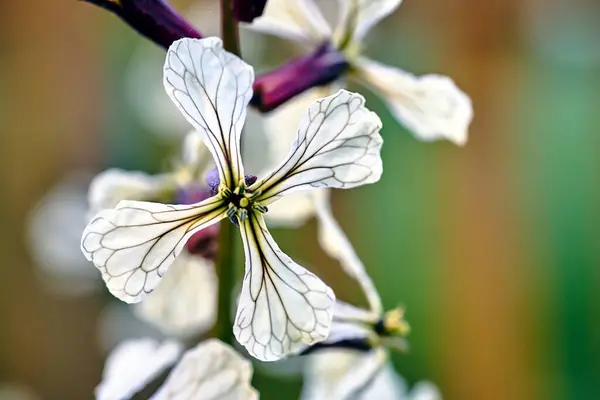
[152,339,258,400]
[81,196,227,303]
[163,37,254,189]
[252,90,383,205]
[135,251,218,336]
[313,190,382,314]
[335,0,402,44]
[245,0,332,45]
[96,338,182,400]
[355,58,473,146]
[88,169,171,216]
[234,213,335,362]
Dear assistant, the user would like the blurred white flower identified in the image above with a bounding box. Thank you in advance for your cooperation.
[89,132,218,338]
[27,172,100,296]
[81,37,384,361]
[96,338,182,400]
[153,339,259,400]
[302,348,440,400]
[96,338,257,400]
[295,190,440,399]
[248,0,473,145]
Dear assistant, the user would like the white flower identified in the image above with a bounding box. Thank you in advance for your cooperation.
[96,338,183,400]
[296,190,440,399]
[81,37,384,361]
[27,172,100,296]
[153,339,259,400]
[302,348,441,400]
[88,132,218,337]
[248,0,473,145]
[96,338,257,400]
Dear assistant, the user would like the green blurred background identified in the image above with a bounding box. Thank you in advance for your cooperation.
[2,0,600,399]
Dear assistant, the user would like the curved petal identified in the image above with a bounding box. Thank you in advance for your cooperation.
[153,339,258,400]
[335,0,402,44]
[245,0,331,45]
[355,58,473,146]
[88,169,171,216]
[313,190,382,314]
[96,338,182,400]
[135,252,218,336]
[234,213,335,361]
[245,88,331,228]
[301,348,387,400]
[252,90,383,204]
[81,196,227,303]
[164,37,254,189]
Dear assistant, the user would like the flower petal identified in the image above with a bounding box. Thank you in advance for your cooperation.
[252,90,383,204]
[152,339,258,400]
[81,196,227,303]
[356,58,473,146]
[234,213,335,361]
[163,37,254,189]
[335,0,402,44]
[88,169,171,216]
[301,348,388,400]
[313,190,382,314]
[135,251,218,336]
[245,0,331,45]
[95,338,182,400]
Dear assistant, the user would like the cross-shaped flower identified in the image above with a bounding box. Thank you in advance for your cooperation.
[81,37,384,361]
[247,0,474,145]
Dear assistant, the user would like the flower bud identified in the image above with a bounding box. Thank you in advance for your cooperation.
[82,0,202,48]
[251,44,349,112]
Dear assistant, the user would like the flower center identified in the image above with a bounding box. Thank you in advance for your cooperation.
[221,182,267,225]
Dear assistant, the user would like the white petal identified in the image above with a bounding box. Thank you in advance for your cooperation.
[301,348,387,400]
[234,213,335,361]
[335,0,402,44]
[163,37,254,189]
[245,88,332,227]
[81,197,227,303]
[313,190,382,314]
[153,339,258,400]
[333,300,378,324]
[95,338,182,400]
[245,0,331,45]
[135,251,218,336]
[253,90,383,204]
[179,130,215,176]
[409,382,442,400]
[356,58,473,146]
[88,169,170,216]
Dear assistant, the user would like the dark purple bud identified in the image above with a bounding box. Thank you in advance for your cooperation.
[81,0,202,49]
[233,0,268,23]
[251,43,350,112]
[175,185,220,260]
[205,167,258,196]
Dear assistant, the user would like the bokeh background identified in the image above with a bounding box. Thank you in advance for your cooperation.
[2,0,600,399]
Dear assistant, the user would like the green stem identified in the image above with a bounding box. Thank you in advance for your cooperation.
[216,0,240,345]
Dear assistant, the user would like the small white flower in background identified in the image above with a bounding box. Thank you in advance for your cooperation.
[302,348,441,400]
[96,338,257,400]
[247,0,473,145]
[81,37,384,361]
[88,132,218,337]
[295,191,440,399]
[27,172,100,297]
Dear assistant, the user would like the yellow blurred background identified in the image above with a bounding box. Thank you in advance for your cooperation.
[1,0,600,399]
